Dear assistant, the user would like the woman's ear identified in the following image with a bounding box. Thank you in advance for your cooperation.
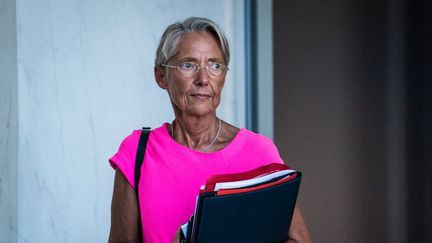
[154,65,168,89]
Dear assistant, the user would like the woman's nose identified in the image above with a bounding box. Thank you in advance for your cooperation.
[194,67,209,86]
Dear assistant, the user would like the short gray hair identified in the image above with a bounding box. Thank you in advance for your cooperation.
[155,17,230,66]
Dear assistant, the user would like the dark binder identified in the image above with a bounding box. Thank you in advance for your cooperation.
[183,163,302,243]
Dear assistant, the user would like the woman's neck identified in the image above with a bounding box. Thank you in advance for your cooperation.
[170,114,220,151]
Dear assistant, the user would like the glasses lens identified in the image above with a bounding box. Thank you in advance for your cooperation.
[177,62,196,77]
[207,62,223,77]
[176,62,226,78]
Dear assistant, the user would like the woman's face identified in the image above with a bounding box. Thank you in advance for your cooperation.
[155,32,226,117]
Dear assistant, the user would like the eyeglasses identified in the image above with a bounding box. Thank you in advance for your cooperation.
[161,61,229,78]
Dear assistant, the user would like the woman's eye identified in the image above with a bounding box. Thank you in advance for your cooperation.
[179,62,195,70]
[210,62,222,70]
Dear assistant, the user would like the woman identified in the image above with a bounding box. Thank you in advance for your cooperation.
[108,17,311,243]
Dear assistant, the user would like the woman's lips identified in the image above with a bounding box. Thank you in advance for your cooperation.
[191,93,212,100]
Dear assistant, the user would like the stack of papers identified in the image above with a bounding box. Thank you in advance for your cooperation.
[181,163,302,243]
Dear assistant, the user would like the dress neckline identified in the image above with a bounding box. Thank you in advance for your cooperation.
[161,123,243,155]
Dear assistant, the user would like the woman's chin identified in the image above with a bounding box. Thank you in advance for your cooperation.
[185,106,217,117]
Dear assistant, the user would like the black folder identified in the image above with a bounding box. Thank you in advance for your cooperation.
[183,165,302,243]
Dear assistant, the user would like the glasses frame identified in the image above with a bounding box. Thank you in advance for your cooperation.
[161,62,229,78]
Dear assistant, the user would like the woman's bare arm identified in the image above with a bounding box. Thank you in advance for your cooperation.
[286,205,312,243]
[108,169,140,243]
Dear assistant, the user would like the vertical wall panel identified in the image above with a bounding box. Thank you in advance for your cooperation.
[0,0,18,242]
[274,0,390,242]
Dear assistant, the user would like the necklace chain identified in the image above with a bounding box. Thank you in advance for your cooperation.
[171,118,221,152]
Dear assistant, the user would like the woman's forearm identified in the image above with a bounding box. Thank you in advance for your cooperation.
[287,205,312,243]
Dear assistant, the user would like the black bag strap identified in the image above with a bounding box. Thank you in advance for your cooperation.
[134,127,151,241]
